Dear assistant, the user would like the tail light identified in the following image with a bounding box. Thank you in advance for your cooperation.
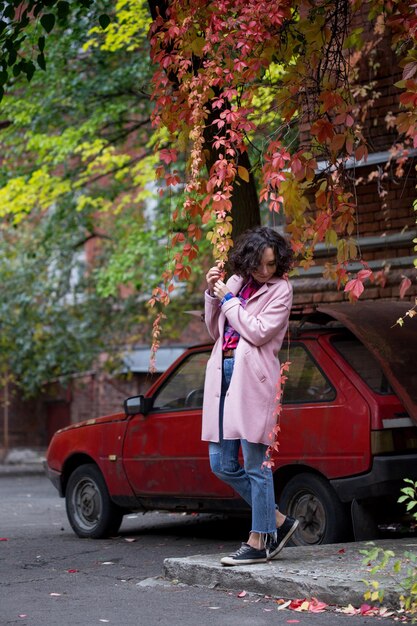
[371,417,417,454]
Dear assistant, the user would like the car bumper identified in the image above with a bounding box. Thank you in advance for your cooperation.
[330,454,417,502]
[43,461,64,497]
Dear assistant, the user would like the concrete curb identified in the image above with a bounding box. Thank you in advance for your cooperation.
[164,538,417,608]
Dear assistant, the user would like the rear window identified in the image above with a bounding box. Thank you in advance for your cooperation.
[331,335,393,394]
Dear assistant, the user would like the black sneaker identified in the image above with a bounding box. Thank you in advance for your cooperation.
[220,543,267,566]
[267,516,299,560]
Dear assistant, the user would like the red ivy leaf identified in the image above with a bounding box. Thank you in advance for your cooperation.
[344,278,364,300]
[399,276,412,298]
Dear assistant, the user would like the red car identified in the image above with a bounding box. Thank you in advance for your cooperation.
[45,301,417,545]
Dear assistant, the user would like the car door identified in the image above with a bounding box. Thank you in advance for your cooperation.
[122,348,235,498]
[276,339,372,478]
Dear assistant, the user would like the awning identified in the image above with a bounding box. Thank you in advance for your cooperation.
[123,346,187,374]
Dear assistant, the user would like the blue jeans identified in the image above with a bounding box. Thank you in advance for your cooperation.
[209,357,277,536]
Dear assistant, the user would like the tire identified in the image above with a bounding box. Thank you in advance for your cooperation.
[65,464,124,539]
[278,473,351,546]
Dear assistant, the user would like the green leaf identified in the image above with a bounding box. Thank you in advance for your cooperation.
[12,62,22,77]
[33,3,44,17]
[24,60,36,81]
[37,53,46,71]
[57,1,70,21]
[7,49,17,67]
[40,13,56,34]
[4,4,14,18]
[99,14,111,30]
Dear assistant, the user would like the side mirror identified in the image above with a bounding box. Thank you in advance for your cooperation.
[123,395,153,416]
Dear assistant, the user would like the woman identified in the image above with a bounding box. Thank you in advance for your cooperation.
[202,226,298,566]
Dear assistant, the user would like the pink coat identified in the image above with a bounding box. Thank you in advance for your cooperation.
[202,274,293,445]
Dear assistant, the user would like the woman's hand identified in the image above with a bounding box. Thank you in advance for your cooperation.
[213,279,229,301]
[206,266,224,296]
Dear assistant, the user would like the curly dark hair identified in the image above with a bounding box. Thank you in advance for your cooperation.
[228,226,293,279]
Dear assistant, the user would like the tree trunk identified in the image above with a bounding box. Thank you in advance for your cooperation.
[203,129,260,237]
[147,0,261,241]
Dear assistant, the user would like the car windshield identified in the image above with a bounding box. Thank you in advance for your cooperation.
[331,334,393,394]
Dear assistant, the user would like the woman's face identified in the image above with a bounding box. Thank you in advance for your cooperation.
[251,246,277,283]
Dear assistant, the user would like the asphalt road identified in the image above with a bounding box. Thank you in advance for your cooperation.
[0,475,397,625]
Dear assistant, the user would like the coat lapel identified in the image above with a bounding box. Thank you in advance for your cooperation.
[227,274,282,302]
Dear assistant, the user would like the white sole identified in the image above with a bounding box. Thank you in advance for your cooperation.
[221,556,267,566]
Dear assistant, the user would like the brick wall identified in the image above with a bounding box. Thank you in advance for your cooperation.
[293,5,416,308]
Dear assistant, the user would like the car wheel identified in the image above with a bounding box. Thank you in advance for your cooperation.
[65,464,124,538]
[278,473,351,546]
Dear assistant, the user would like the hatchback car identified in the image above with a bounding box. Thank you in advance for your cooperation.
[45,301,417,545]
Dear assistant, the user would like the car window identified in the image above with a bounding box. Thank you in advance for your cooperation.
[280,344,336,404]
[331,335,393,394]
[152,351,210,410]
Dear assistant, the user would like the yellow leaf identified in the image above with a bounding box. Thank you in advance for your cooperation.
[237,165,250,183]
[190,36,206,56]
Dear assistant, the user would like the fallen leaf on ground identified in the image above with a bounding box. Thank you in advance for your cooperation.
[289,599,305,610]
[336,604,359,615]
[360,603,379,615]
[0,538,8,541]
[378,607,394,617]
[277,600,292,610]
[67,569,78,573]
[308,598,328,613]
[237,590,247,598]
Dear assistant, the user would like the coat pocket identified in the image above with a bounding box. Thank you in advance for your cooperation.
[243,348,267,383]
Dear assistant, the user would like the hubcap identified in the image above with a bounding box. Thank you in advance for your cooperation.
[71,477,102,531]
[289,491,326,545]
